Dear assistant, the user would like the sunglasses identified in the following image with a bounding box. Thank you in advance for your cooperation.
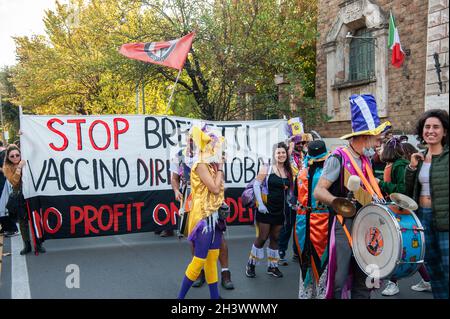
[9,154,20,158]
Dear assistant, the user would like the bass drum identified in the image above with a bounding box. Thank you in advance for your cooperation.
[351,203,425,280]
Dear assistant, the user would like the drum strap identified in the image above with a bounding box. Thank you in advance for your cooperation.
[341,148,384,200]
[336,215,353,248]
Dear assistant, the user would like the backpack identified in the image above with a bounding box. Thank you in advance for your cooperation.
[241,165,272,208]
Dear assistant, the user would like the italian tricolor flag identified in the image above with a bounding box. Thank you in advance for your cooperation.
[388,11,405,68]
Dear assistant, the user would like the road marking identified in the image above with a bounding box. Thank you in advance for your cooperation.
[115,235,132,248]
[11,234,31,299]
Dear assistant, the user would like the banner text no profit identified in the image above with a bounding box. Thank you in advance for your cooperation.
[20,115,287,239]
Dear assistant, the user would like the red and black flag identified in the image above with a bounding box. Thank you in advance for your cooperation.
[119,32,195,70]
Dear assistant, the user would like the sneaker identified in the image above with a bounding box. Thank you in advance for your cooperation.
[221,270,234,290]
[382,281,399,296]
[411,279,432,292]
[267,267,283,278]
[245,264,256,278]
[5,230,19,237]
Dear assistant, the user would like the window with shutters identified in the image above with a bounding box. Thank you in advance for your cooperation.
[349,28,375,81]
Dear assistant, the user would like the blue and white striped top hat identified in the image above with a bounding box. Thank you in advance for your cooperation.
[340,94,392,140]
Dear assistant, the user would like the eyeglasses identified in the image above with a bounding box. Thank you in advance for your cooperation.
[9,154,20,158]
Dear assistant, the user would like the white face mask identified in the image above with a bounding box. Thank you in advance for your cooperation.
[363,147,375,158]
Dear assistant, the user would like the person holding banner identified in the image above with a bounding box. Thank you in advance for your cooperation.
[0,142,19,237]
[177,126,227,299]
[314,94,389,299]
[3,144,46,255]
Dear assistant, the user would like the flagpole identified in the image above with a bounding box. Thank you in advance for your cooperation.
[165,68,182,114]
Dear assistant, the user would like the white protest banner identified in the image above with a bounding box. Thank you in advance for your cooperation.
[20,114,287,239]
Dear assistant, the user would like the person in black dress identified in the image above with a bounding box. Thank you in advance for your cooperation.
[245,142,293,278]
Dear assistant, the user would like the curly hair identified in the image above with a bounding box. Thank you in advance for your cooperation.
[415,109,449,146]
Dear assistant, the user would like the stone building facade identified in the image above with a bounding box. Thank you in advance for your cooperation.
[425,0,449,110]
[315,0,448,137]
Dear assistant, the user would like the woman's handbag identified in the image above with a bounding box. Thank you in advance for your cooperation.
[6,189,27,220]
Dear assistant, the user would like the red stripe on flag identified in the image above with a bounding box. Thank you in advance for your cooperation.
[33,211,43,239]
[26,200,39,255]
[391,43,404,68]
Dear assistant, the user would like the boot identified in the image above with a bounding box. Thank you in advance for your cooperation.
[20,241,32,255]
[35,239,46,254]
[221,270,234,290]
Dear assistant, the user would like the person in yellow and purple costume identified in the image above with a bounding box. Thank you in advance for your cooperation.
[177,125,227,299]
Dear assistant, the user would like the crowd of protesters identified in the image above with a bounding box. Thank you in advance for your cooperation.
[1,98,447,301]
[236,96,448,300]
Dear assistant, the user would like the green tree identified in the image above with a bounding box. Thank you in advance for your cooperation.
[11,0,321,122]
[0,67,20,144]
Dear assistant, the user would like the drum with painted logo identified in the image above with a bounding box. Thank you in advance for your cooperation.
[351,202,425,280]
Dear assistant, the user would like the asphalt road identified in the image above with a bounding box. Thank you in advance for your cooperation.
[0,225,433,299]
